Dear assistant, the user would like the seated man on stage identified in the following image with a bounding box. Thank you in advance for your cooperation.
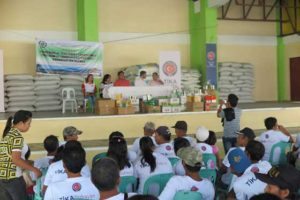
[134,70,148,86]
[82,74,97,112]
[114,71,130,87]
[149,72,164,86]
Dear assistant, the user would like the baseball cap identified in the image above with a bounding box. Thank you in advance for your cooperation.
[156,126,171,136]
[63,126,82,137]
[195,126,209,142]
[228,148,251,174]
[177,147,202,167]
[172,121,187,131]
[255,165,300,194]
[236,127,256,140]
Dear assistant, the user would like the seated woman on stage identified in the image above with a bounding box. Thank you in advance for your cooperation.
[100,74,113,98]
[82,74,97,112]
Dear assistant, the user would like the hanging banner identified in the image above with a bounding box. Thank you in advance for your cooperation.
[159,51,181,88]
[36,39,103,76]
[0,50,4,112]
[206,43,217,87]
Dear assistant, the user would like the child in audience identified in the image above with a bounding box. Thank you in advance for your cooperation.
[173,137,190,176]
[134,137,173,194]
[107,136,135,177]
[92,157,136,199]
[154,126,176,158]
[159,147,215,200]
[44,144,99,199]
[171,121,197,147]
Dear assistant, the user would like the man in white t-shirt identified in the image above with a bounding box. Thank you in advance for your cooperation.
[44,144,99,200]
[134,71,148,86]
[92,157,136,200]
[171,121,197,147]
[154,126,176,158]
[43,141,91,193]
[131,122,156,156]
[159,147,215,200]
[59,126,82,146]
[258,117,293,161]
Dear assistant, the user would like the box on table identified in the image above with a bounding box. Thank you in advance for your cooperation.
[186,102,204,112]
[171,106,181,113]
[162,106,172,113]
[170,98,180,105]
[117,107,135,115]
[95,99,116,115]
[146,105,161,113]
[204,95,217,111]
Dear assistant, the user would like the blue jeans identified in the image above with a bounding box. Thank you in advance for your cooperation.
[222,137,237,154]
[85,95,95,112]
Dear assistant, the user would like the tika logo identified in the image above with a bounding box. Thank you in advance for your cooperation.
[250,167,259,173]
[162,61,177,77]
[201,146,207,151]
[72,183,81,192]
[166,145,172,151]
[191,186,199,191]
[234,156,241,163]
[265,134,269,139]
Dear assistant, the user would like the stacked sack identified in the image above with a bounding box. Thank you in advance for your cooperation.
[60,75,85,106]
[122,63,159,85]
[181,68,202,91]
[218,62,255,103]
[34,75,61,111]
[5,74,35,112]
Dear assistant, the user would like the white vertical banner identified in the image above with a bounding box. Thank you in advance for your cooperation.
[159,51,181,89]
[0,50,4,112]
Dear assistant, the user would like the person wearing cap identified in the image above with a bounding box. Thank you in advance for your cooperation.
[131,122,157,156]
[171,121,196,147]
[255,165,300,200]
[154,126,176,158]
[258,117,293,162]
[227,148,267,200]
[159,147,215,200]
[217,93,242,154]
[60,126,82,146]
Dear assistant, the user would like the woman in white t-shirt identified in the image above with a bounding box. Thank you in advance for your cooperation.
[82,74,97,111]
[134,137,173,194]
[107,136,134,177]
[100,74,113,98]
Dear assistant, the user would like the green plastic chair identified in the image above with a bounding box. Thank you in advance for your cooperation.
[34,167,48,200]
[199,169,217,186]
[174,191,203,200]
[269,142,291,166]
[202,153,217,169]
[119,176,137,193]
[168,157,179,167]
[143,173,173,196]
[92,152,107,165]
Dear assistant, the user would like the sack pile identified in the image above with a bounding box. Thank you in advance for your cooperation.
[181,68,201,91]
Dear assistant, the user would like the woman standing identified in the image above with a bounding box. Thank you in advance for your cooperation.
[82,74,97,112]
[0,110,41,200]
[100,74,113,98]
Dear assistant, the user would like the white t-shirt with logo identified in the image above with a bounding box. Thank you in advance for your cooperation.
[173,160,185,176]
[34,156,54,170]
[244,161,272,174]
[43,160,91,186]
[120,162,135,177]
[131,136,157,156]
[154,143,176,158]
[134,152,173,194]
[194,143,214,154]
[44,176,99,200]
[159,176,215,200]
[105,193,136,200]
[258,130,290,161]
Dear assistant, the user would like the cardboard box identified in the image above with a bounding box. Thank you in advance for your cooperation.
[162,106,172,113]
[171,106,181,113]
[95,107,116,115]
[204,103,218,111]
[158,99,169,106]
[170,98,180,105]
[95,99,116,115]
[146,105,161,113]
[117,107,135,115]
[186,102,204,112]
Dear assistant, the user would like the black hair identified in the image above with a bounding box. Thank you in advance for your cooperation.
[109,131,124,141]
[227,93,238,107]
[3,110,32,138]
[152,72,158,76]
[264,117,277,130]
[128,195,158,200]
[184,162,201,173]
[140,137,156,172]
[245,140,265,162]
[140,71,146,77]
[107,136,131,170]
[63,146,86,174]
[65,140,83,149]
[204,131,217,145]
[92,157,120,191]
[174,137,190,155]
[118,71,124,76]
[156,131,171,142]
[85,74,94,83]
[43,135,59,154]
[102,74,111,84]
[52,145,64,162]
[53,141,83,163]
[25,147,31,160]
[249,193,281,200]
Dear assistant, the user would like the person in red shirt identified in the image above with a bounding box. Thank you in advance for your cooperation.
[113,71,130,87]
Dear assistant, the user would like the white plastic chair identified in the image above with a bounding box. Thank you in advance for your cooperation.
[62,87,78,114]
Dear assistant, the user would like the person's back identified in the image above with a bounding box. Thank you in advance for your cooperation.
[194,127,214,154]
[154,126,176,158]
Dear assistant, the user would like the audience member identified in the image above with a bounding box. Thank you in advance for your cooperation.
[149,72,164,86]
[173,137,191,176]
[134,137,173,194]
[60,126,82,146]
[0,110,41,200]
[135,70,148,86]
[128,194,158,200]
[171,121,196,147]
[217,93,241,153]
[258,117,293,161]
[154,126,176,158]
[100,74,113,98]
[114,71,130,86]
[92,157,136,199]
[250,193,281,200]
[44,145,99,199]
[159,147,215,200]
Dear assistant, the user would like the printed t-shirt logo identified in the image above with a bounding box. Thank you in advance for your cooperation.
[250,167,259,173]
[166,145,172,151]
[72,183,81,192]
[191,186,199,191]
[201,146,207,152]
